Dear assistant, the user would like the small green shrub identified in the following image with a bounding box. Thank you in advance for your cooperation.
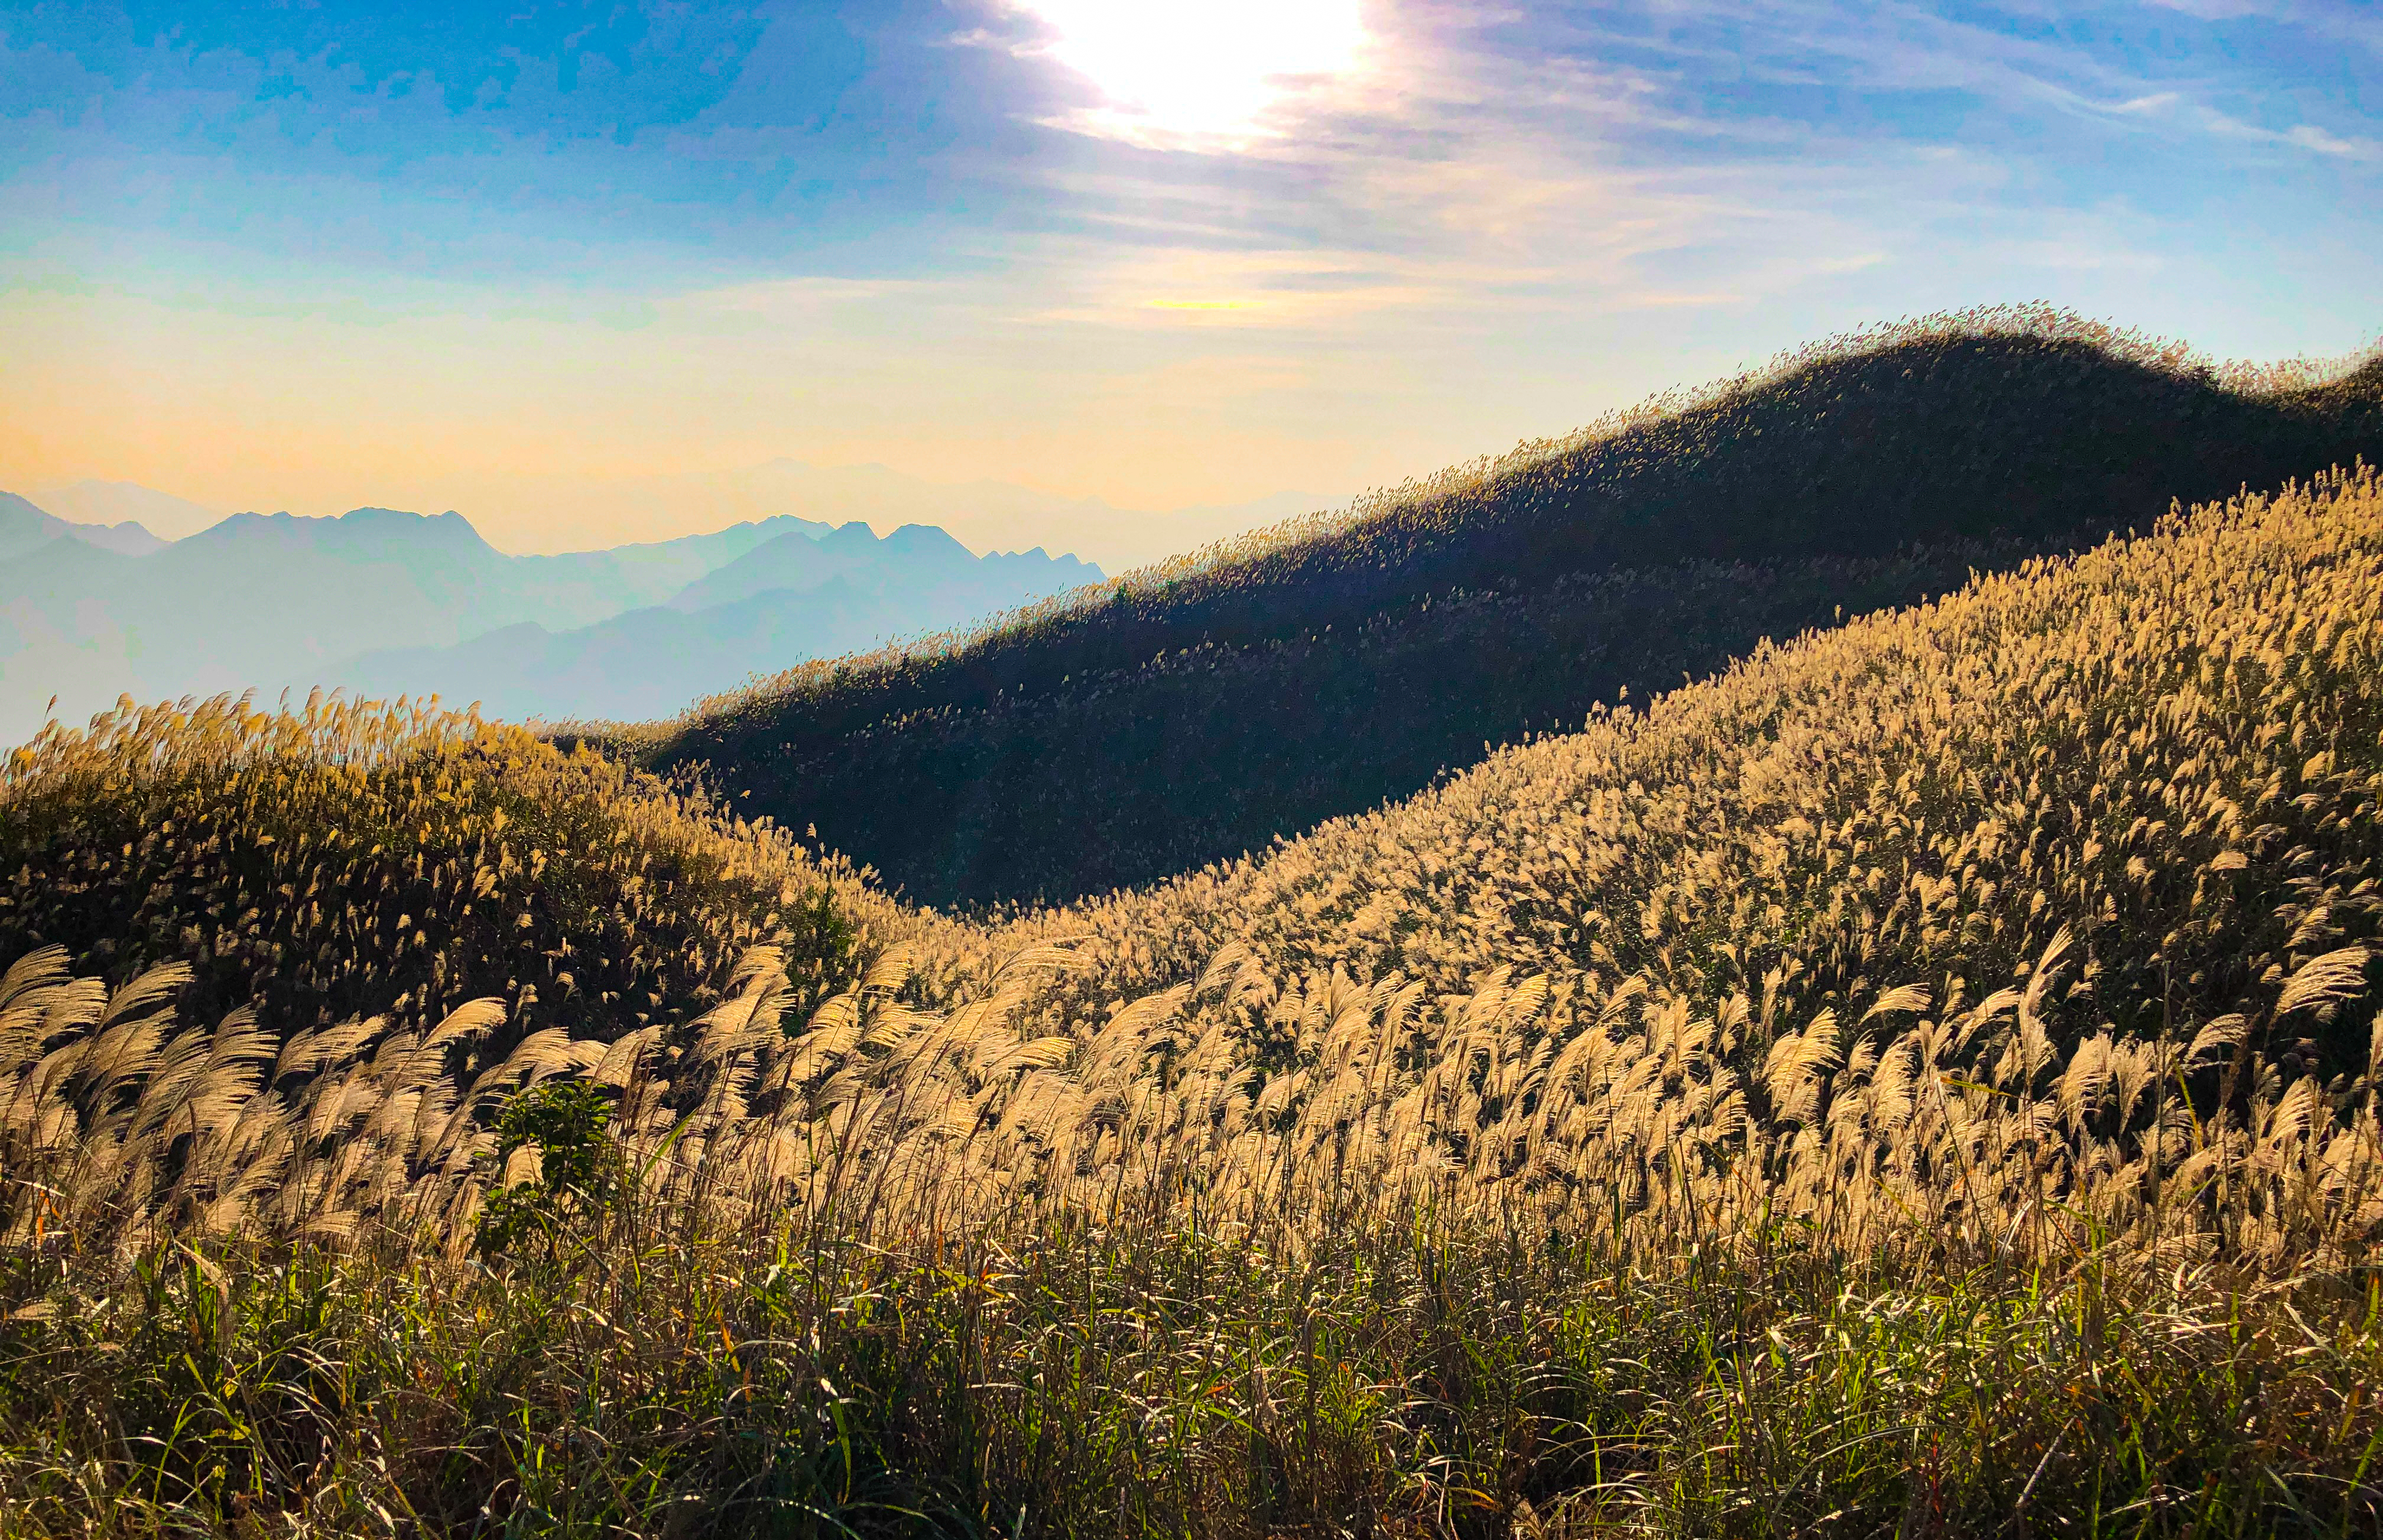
[475,1080,620,1260]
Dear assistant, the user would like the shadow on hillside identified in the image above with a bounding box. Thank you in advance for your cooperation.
[647,326,2383,909]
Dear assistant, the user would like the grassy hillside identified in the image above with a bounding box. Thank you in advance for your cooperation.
[642,307,2383,908]
[950,464,2383,1117]
[0,694,885,1060]
[9,472,2383,1534]
[742,541,2033,907]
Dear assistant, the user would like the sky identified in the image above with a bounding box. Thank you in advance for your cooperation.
[1,0,2377,562]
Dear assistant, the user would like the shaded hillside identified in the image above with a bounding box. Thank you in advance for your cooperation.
[762,542,2035,905]
[648,309,2383,907]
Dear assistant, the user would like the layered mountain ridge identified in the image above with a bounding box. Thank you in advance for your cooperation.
[343,521,1099,722]
[0,499,1097,741]
[0,489,168,562]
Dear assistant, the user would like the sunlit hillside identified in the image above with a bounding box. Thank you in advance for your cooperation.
[922,464,2383,1212]
[0,697,887,1062]
[639,307,2383,908]
[8,469,2383,1533]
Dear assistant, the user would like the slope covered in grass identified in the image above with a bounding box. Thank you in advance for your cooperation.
[644,307,2383,908]
[0,696,885,1058]
[9,472,2383,1536]
[852,466,2383,1220]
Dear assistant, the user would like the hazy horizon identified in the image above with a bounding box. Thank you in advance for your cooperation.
[5,1,2376,562]
[18,464,1326,570]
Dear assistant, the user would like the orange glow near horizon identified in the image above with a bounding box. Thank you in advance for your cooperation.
[0,277,1429,565]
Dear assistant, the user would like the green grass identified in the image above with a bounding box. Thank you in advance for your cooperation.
[5,1199,2381,1536]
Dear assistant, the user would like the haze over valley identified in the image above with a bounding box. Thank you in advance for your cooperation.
[0,489,1102,739]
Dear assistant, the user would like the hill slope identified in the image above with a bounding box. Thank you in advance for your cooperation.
[885,466,2383,1217]
[18,469,2383,1247]
[0,697,891,1058]
[647,309,2383,909]
[10,476,2383,1535]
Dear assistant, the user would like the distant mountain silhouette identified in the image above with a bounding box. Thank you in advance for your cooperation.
[488,459,1321,573]
[27,480,222,542]
[0,498,1091,743]
[340,521,1099,722]
[0,490,166,562]
[666,524,880,612]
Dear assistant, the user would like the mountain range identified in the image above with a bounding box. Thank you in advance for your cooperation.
[436,461,1319,574]
[0,490,170,561]
[24,482,226,542]
[19,465,1322,574]
[340,521,1100,723]
[0,497,1098,742]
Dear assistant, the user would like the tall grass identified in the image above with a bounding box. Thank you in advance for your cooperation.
[628,307,2383,906]
[0,693,885,1052]
[10,470,2383,1531]
[674,541,2055,909]
[8,1191,2381,1534]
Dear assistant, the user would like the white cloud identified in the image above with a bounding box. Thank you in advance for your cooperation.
[2285,122,2374,158]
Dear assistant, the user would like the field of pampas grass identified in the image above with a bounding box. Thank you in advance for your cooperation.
[0,695,885,1055]
[638,306,2383,906]
[10,469,2383,1533]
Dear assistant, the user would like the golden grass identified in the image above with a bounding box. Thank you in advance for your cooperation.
[12,467,2383,1275]
[848,464,2383,1270]
[12,468,2383,1535]
[0,696,901,1106]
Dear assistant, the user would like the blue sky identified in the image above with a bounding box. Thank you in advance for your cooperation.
[1,0,2376,560]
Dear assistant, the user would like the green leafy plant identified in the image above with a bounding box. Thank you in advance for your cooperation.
[475,1079,619,1261]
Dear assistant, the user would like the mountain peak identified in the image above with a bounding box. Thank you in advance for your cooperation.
[199,506,497,557]
[880,523,973,556]
[341,507,489,541]
[0,489,170,561]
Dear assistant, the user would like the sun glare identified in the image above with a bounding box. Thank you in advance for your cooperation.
[1016,0,1366,141]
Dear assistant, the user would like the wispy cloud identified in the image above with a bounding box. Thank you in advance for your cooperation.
[970,0,2375,321]
[959,2,2046,337]
[4,0,2375,550]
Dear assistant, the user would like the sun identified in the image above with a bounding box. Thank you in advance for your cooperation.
[1014,0,1367,141]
